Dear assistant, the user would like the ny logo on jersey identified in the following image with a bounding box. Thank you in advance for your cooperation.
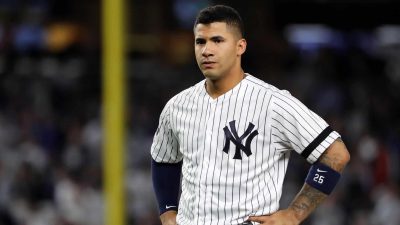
[222,120,259,160]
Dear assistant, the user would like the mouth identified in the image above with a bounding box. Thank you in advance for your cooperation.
[201,61,216,69]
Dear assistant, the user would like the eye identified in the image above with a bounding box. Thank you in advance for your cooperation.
[195,39,205,45]
[211,37,224,44]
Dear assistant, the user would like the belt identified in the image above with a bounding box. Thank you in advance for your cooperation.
[237,222,253,225]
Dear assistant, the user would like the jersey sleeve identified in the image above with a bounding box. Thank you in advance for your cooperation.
[151,100,182,163]
[270,90,340,164]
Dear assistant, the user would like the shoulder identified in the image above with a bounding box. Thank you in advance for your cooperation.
[244,74,300,111]
[245,73,291,97]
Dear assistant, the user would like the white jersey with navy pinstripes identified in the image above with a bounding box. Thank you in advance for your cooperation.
[151,74,340,225]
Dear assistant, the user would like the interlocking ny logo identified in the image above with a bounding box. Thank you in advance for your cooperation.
[222,120,259,160]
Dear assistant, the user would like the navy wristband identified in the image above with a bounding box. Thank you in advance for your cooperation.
[305,162,341,195]
[151,159,182,215]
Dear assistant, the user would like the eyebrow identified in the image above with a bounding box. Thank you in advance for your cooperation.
[195,35,225,42]
[210,36,225,41]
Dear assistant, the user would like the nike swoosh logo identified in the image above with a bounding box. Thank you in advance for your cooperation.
[317,169,327,173]
[166,205,177,209]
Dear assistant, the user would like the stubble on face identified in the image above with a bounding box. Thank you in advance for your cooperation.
[194,22,243,82]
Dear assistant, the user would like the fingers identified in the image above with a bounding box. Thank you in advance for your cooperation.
[247,211,299,225]
[247,215,269,223]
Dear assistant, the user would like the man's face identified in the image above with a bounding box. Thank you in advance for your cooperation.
[194,22,246,80]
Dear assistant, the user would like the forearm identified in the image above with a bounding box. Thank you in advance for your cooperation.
[288,183,326,222]
[288,139,350,223]
[151,159,182,215]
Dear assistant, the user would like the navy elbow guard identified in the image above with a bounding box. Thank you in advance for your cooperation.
[305,162,341,195]
[151,159,182,215]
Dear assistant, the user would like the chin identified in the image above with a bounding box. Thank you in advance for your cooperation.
[202,71,220,80]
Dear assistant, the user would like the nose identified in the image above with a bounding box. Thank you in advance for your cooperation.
[201,44,213,57]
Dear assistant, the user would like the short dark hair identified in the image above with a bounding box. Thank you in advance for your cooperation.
[194,5,244,38]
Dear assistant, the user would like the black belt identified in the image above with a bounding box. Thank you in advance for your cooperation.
[237,222,253,225]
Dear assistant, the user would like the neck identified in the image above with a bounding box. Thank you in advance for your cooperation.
[205,70,245,99]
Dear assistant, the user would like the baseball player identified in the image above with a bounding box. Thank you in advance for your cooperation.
[151,5,350,225]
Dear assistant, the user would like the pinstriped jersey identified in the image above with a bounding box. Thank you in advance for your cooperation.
[151,74,340,225]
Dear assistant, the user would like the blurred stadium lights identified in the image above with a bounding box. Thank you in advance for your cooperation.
[375,25,400,48]
[13,23,46,52]
[284,24,342,55]
[173,0,210,29]
[273,1,400,29]
[1,20,84,54]
[284,23,400,57]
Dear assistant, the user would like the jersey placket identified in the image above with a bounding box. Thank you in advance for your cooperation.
[198,98,222,224]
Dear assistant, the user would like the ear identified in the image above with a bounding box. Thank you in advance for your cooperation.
[237,38,247,56]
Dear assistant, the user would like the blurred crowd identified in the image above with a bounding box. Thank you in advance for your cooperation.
[0,0,399,225]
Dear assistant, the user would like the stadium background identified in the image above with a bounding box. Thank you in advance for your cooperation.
[0,0,399,224]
